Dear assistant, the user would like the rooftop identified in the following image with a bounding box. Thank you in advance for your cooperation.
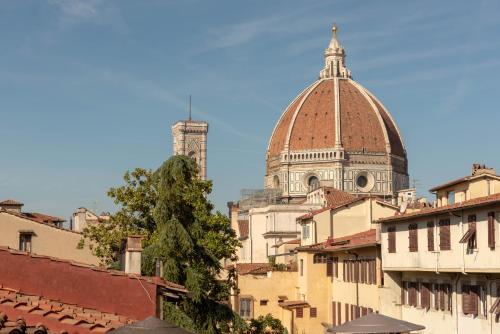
[378,193,500,223]
[297,229,377,252]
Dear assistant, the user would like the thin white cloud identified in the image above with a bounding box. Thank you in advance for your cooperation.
[49,0,100,19]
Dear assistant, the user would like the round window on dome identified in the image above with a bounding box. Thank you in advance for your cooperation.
[355,171,375,192]
[356,175,368,188]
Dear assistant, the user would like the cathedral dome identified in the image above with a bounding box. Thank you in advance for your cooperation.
[265,25,408,200]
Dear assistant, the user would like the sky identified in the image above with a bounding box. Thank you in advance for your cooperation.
[1,0,500,221]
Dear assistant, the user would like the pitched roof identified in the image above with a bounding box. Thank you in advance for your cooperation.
[378,193,500,223]
[297,197,366,220]
[0,247,186,334]
[230,263,271,275]
[297,229,377,252]
[322,188,356,207]
[0,200,23,206]
[0,289,133,334]
[429,172,500,192]
[237,220,249,239]
[0,211,75,234]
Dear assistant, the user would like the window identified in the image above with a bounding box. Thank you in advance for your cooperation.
[308,176,320,191]
[302,225,310,239]
[356,175,368,188]
[439,219,451,251]
[260,300,268,306]
[408,282,418,307]
[462,284,485,317]
[239,298,252,318]
[300,259,304,276]
[408,224,418,252]
[434,283,452,312]
[296,308,303,318]
[421,283,431,309]
[488,212,496,250]
[447,191,455,205]
[427,221,435,251]
[459,215,477,250]
[388,227,396,253]
[19,233,32,252]
[313,253,328,263]
[310,307,317,318]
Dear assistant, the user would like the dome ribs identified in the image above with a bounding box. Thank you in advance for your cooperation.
[289,80,336,151]
[339,80,385,154]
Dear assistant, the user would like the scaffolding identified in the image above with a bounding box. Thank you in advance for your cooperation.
[238,188,282,211]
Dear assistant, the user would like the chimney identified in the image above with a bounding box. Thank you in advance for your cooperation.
[0,199,24,214]
[125,235,143,275]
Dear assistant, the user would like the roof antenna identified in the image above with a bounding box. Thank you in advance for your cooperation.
[188,94,192,121]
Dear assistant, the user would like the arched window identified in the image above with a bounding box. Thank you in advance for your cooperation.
[188,151,197,163]
[308,176,320,191]
[273,175,280,188]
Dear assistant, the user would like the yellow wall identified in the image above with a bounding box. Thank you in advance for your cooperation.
[0,212,99,265]
[233,271,298,332]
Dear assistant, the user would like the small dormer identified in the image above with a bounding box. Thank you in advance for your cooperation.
[0,199,24,214]
[430,164,500,207]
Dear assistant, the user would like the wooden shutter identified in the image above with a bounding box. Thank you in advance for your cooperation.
[427,221,435,251]
[421,283,431,309]
[401,282,406,306]
[332,302,336,326]
[310,307,317,318]
[462,285,479,316]
[468,215,477,249]
[334,257,339,278]
[345,303,349,322]
[439,220,451,251]
[388,227,396,253]
[337,302,341,324]
[488,212,496,249]
[409,283,417,307]
[409,224,418,252]
[439,284,445,311]
[354,261,359,283]
[343,260,347,282]
[361,307,367,316]
[296,308,303,318]
[326,258,333,277]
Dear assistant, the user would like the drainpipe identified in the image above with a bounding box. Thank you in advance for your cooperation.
[454,273,460,334]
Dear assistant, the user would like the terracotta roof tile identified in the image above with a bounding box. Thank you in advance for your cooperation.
[297,229,377,252]
[322,187,356,207]
[230,263,271,275]
[278,301,310,309]
[378,193,500,223]
[267,78,406,158]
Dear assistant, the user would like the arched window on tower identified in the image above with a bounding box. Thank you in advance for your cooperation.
[188,151,197,164]
[273,175,280,189]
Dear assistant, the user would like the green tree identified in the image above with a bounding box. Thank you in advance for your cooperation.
[248,314,287,334]
[78,168,158,266]
[152,156,242,333]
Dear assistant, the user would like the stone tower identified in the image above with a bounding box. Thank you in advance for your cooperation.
[171,117,209,180]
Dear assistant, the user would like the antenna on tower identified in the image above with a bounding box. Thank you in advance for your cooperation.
[188,94,192,121]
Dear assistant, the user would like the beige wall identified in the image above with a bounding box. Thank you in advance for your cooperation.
[436,177,500,206]
[0,212,99,265]
[381,204,500,272]
[397,271,500,334]
[232,271,298,332]
[296,252,332,334]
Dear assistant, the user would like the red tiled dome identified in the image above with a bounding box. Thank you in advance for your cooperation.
[267,78,405,158]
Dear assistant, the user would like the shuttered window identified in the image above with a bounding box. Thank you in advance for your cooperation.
[388,227,396,253]
[408,282,418,307]
[409,224,418,252]
[434,283,452,312]
[310,307,317,318]
[332,302,336,326]
[326,257,333,277]
[345,303,349,322]
[462,285,479,316]
[488,212,496,250]
[296,308,303,318]
[439,219,451,251]
[427,221,435,251]
[334,257,339,278]
[421,283,431,309]
[468,215,477,250]
[337,302,341,324]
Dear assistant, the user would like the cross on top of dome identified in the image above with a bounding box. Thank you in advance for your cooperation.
[320,24,351,79]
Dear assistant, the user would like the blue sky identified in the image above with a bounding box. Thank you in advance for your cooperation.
[1,0,500,220]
